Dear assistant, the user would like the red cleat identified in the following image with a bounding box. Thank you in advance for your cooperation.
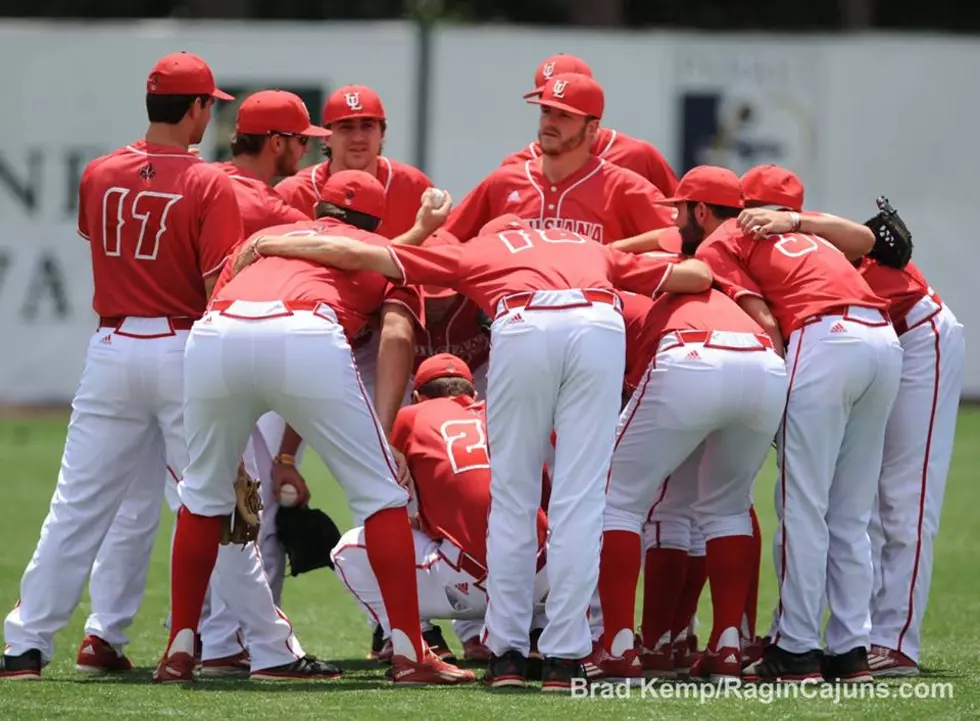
[153,651,196,684]
[868,645,919,677]
[75,635,133,674]
[462,636,491,662]
[598,647,644,684]
[390,651,476,686]
[199,650,250,678]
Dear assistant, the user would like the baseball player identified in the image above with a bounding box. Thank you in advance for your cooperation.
[154,171,473,686]
[598,175,788,680]
[74,89,324,676]
[443,73,675,246]
[1,51,243,680]
[501,54,678,197]
[244,213,713,690]
[332,354,548,676]
[738,168,966,677]
[679,166,903,683]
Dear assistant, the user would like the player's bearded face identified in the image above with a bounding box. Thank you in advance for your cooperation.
[275,136,307,177]
[189,98,212,145]
[326,118,383,170]
[538,108,589,156]
[679,203,707,255]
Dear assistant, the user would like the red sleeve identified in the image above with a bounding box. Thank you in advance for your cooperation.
[391,404,420,455]
[695,236,763,302]
[268,194,312,225]
[383,283,424,326]
[643,144,679,196]
[606,247,674,297]
[195,170,244,278]
[76,164,92,241]
[499,147,532,167]
[388,244,464,288]
[619,174,676,237]
[274,172,317,219]
[442,178,494,242]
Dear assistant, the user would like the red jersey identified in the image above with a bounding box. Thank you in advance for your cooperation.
[389,227,677,318]
[501,127,679,196]
[77,140,242,318]
[695,219,886,339]
[391,395,547,568]
[621,291,655,392]
[211,163,310,296]
[443,157,674,245]
[216,219,421,340]
[858,259,937,326]
[415,297,491,372]
[275,157,432,239]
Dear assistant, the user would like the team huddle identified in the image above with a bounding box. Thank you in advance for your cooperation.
[0,50,965,691]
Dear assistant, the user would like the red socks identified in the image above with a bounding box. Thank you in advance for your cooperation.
[706,535,755,649]
[671,554,707,640]
[168,507,222,648]
[364,507,425,661]
[640,548,688,649]
[598,530,642,654]
[745,506,763,639]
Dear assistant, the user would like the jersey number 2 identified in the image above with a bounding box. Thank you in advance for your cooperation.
[102,187,183,261]
[440,419,491,474]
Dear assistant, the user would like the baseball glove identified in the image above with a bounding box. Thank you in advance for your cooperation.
[220,464,263,546]
[864,196,913,269]
[276,505,343,576]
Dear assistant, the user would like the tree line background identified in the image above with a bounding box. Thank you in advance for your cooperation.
[0,0,976,32]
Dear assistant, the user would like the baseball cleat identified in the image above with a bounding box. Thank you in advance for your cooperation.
[391,651,476,686]
[462,636,491,663]
[250,655,342,681]
[822,647,874,683]
[672,636,699,675]
[484,650,528,688]
[541,657,588,693]
[0,649,42,681]
[153,651,196,684]
[75,635,133,674]
[690,646,741,682]
[582,639,604,680]
[868,645,919,677]
[743,645,823,683]
[640,637,676,678]
[741,635,769,668]
[369,624,393,663]
[199,650,251,678]
[598,647,644,685]
[422,625,457,663]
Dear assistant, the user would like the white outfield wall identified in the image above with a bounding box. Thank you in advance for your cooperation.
[0,22,976,401]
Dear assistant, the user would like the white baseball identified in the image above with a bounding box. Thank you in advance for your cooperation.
[429,188,446,206]
[279,483,299,508]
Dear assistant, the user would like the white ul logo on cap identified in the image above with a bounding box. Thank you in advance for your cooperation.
[543,62,555,78]
[552,80,568,98]
[345,92,362,111]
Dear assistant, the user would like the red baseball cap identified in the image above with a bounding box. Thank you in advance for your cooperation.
[422,231,462,299]
[524,54,593,98]
[146,51,233,100]
[655,166,744,209]
[236,90,332,137]
[318,170,386,219]
[414,353,474,392]
[478,213,532,237]
[741,165,805,212]
[322,85,386,125]
[527,73,604,119]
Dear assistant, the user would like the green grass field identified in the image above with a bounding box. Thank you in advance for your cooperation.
[0,409,978,720]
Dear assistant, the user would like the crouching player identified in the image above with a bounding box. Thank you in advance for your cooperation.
[331,354,549,686]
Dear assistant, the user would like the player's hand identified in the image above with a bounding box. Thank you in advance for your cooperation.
[409,514,421,531]
[272,462,312,507]
[231,239,262,276]
[738,209,795,238]
[390,447,413,487]
[415,188,453,236]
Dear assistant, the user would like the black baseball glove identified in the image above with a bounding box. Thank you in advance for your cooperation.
[275,505,343,576]
[864,196,913,269]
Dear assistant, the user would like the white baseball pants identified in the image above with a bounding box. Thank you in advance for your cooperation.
[773,307,903,655]
[869,302,964,662]
[483,290,625,660]
[604,333,787,539]
[645,442,708,554]
[4,319,189,661]
[179,301,408,529]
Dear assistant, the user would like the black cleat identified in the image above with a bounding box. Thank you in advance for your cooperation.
[541,656,588,693]
[423,624,457,663]
[484,650,528,688]
[0,649,42,680]
[250,654,343,681]
[743,644,824,682]
[822,647,874,683]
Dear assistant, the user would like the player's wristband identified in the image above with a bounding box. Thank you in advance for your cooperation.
[787,212,802,232]
[274,454,296,467]
[253,239,265,259]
